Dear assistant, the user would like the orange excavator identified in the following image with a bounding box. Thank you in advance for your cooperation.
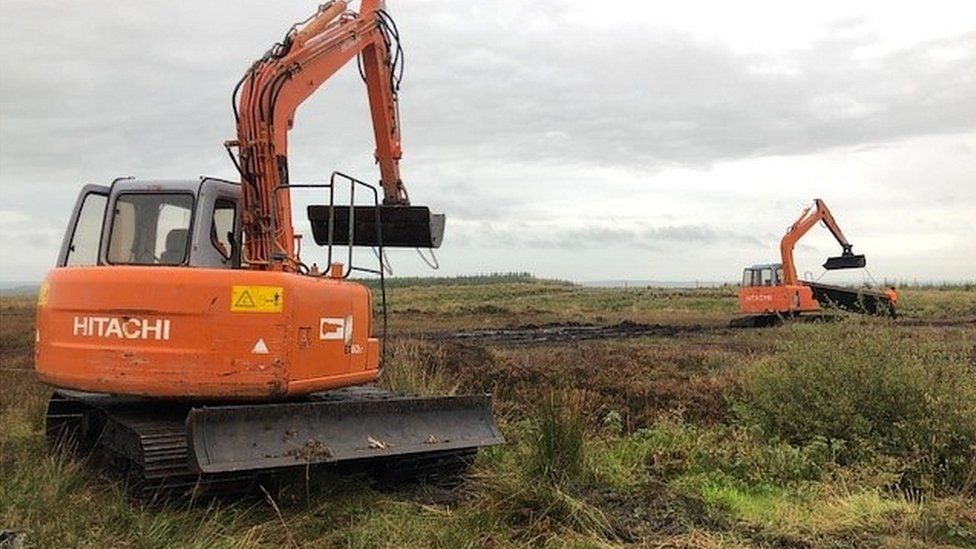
[36,2,500,496]
[733,199,898,327]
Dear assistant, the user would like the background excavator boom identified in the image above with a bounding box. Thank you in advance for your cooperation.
[779,198,866,286]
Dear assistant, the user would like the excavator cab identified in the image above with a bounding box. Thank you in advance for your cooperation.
[58,177,242,270]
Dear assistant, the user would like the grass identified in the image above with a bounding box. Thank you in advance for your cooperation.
[384,283,739,332]
[2,283,975,547]
[528,391,590,486]
[896,286,976,319]
[379,339,460,396]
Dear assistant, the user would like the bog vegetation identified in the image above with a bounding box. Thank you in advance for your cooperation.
[2,282,975,547]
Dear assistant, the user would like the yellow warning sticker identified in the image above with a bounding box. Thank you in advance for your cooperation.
[37,281,50,308]
[231,286,284,313]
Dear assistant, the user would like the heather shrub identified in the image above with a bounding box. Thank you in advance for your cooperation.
[733,324,976,494]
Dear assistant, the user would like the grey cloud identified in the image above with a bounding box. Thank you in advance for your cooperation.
[400,15,976,171]
[4,2,973,193]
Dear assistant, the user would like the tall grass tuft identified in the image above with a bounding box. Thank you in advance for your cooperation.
[380,340,459,397]
[733,323,976,495]
[528,390,590,486]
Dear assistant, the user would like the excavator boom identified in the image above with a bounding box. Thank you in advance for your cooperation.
[230,0,438,270]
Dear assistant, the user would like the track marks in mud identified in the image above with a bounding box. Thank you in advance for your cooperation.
[425,321,729,346]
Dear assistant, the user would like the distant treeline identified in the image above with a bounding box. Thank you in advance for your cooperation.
[354,272,575,289]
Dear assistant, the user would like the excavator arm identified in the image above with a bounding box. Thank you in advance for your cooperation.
[779,198,866,285]
[229,0,410,270]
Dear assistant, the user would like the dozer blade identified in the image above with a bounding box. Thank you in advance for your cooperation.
[823,253,866,270]
[186,391,502,474]
[307,205,445,248]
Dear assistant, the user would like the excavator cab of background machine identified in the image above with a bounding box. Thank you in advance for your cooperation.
[742,264,783,287]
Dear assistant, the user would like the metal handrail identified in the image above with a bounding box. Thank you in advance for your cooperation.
[271,172,388,367]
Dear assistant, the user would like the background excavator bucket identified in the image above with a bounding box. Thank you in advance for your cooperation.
[308,205,445,248]
[823,253,866,270]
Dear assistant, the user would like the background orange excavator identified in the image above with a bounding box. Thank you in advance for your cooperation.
[35,1,501,496]
[733,198,898,327]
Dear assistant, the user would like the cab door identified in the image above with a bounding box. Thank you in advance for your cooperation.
[192,179,242,268]
[58,185,110,267]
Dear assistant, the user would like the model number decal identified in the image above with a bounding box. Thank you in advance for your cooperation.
[72,316,171,340]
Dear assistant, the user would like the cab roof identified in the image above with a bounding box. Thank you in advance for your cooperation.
[109,177,239,193]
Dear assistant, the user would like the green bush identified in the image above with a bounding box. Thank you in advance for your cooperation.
[733,324,976,494]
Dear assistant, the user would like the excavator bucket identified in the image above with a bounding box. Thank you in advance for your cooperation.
[186,389,502,474]
[307,205,445,248]
[823,253,866,270]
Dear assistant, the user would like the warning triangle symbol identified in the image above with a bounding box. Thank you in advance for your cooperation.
[235,290,256,308]
[251,338,269,355]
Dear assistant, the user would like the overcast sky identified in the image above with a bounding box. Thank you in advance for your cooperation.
[1,0,974,283]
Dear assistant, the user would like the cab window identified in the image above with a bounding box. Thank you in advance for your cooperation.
[107,193,194,265]
[211,199,236,260]
[65,193,107,266]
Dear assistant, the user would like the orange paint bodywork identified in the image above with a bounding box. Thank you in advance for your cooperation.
[34,3,409,401]
[35,266,379,400]
[738,284,820,315]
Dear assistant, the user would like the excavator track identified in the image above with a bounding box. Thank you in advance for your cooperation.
[46,393,261,498]
[46,387,500,500]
